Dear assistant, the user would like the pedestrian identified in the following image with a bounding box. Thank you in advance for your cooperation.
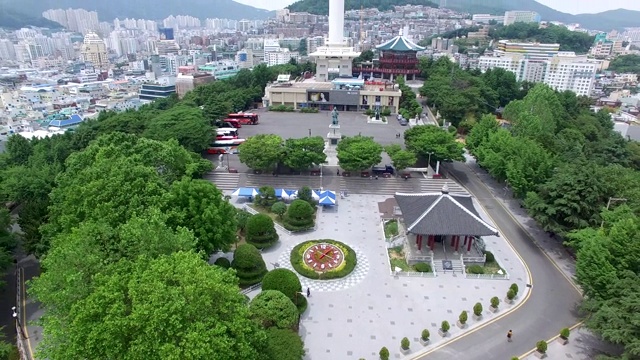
[307,288,311,298]
[337,169,340,176]
[507,330,513,342]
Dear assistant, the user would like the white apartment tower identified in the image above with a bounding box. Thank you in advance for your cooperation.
[309,0,360,81]
[503,11,541,26]
[81,32,108,70]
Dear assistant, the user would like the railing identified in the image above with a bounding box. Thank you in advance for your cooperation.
[15,268,31,360]
[462,254,486,263]
[352,67,422,75]
[241,282,262,295]
[379,58,419,65]
[465,273,510,280]
[395,271,436,278]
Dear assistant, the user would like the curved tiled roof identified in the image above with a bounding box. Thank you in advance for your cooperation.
[376,35,425,52]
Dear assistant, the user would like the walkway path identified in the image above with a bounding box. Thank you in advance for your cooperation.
[406,156,584,360]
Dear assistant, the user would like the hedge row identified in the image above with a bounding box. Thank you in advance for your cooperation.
[290,240,357,280]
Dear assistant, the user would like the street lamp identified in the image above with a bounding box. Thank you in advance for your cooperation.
[601,197,627,228]
[427,152,434,173]
[308,128,311,137]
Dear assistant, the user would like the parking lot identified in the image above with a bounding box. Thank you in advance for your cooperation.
[212,109,411,172]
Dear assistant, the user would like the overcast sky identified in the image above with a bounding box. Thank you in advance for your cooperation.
[235,0,640,13]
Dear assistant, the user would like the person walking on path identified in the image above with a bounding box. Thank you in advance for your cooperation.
[507,330,513,342]
[307,288,311,298]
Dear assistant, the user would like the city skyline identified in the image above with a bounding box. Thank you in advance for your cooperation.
[234,0,640,13]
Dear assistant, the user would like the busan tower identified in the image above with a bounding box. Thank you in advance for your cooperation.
[310,0,361,82]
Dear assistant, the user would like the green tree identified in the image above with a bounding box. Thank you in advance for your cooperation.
[271,202,287,219]
[203,99,233,123]
[143,104,213,152]
[298,38,307,56]
[256,186,277,208]
[261,268,303,303]
[249,290,299,330]
[336,135,383,171]
[465,114,499,153]
[604,54,640,74]
[282,137,326,171]
[245,214,279,249]
[388,149,417,172]
[34,251,267,360]
[162,178,238,255]
[263,328,305,360]
[232,244,268,286]
[4,134,33,165]
[283,199,315,231]
[404,125,464,162]
[238,134,283,171]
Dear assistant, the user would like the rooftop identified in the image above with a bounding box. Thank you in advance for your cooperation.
[376,35,425,52]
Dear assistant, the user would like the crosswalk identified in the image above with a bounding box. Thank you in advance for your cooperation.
[244,173,324,190]
[203,171,240,191]
[339,177,418,195]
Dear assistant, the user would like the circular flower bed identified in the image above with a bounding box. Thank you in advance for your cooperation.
[290,240,357,280]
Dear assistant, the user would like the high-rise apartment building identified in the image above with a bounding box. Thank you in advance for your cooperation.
[0,39,16,60]
[590,33,624,57]
[496,40,559,61]
[44,8,99,34]
[81,32,108,70]
[503,11,541,26]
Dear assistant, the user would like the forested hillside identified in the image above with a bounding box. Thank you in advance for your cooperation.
[287,0,437,15]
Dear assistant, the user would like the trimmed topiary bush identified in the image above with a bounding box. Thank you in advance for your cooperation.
[560,328,570,340]
[290,240,357,280]
[249,290,299,330]
[213,257,231,269]
[459,310,468,324]
[263,328,305,360]
[401,337,410,350]
[283,199,315,231]
[510,283,519,295]
[473,302,483,316]
[413,262,431,272]
[379,346,389,360]
[484,250,495,263]
[467,264,485,274]
[236,209,252,233]
[536,340,548,353]
[490,296,500,308]
[421,329,430,341]
[271,201,287,219]
[231,244,267,286]
[507,289,516,301]
[245,214,279,249]
[261,268,307,313]
[257,186,277,207]
[441,320,450,333]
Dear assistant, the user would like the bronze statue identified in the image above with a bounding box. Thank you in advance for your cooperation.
[331,108,339,125]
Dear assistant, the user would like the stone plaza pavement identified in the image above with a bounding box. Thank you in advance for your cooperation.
[225,191,530,360]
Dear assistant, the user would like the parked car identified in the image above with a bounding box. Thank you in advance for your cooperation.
[372,165,395,175]
[399,118,408,126]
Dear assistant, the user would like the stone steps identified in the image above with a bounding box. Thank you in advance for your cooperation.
[203,171,240,191]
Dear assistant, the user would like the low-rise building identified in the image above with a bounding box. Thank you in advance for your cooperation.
[175,72,215,98]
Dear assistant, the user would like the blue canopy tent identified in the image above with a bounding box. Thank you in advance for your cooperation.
[231,187,259,197]
[318,190,337,206]
[275,189,294,199]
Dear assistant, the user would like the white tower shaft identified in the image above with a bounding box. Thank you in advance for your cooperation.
[328,0,345,46]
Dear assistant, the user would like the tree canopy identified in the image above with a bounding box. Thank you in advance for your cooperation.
[489,23,595,53]
[336,135,383,171]
[404,125,464,163]
[287,0,437,15]
[607,54,640,74]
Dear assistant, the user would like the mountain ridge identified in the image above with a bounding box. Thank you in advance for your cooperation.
[0,0,273,24]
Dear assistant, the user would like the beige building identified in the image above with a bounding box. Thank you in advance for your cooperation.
[175,73,215,98]
[263,77,401,112]
[81,32,108,70]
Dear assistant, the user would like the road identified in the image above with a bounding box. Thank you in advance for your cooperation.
[413,161,584,360]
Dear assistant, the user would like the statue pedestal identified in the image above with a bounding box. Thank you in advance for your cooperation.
[327,124,341,145]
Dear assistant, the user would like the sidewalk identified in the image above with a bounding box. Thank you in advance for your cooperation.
[521,326,622,360]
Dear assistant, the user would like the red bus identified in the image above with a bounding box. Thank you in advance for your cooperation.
[216,119,242,128]
[227,112,259,125]
[207,139,246,154]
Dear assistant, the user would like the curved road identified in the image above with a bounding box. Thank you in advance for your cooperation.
[413,161,583,360]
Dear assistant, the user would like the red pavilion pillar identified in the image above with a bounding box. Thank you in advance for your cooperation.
[455,236,461,252]
[467,236,473,252]
[450,235,456,247]
[428,235,435,251]
[417,234,423,251]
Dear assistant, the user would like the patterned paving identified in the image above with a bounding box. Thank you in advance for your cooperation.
[277,244,370,292]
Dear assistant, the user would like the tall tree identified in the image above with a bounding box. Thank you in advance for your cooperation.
[336,135,383,172]
[143,104,213,152]
[404,125,464,162]
[282,137,326,171]
[238,134,283,172]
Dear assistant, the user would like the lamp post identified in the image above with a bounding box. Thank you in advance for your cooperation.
[427,152,434,174]
[308,128,311,137]
[12,306,27,339]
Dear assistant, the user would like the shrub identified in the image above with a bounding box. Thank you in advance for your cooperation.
[379,347,389,360]
[290,240,357,280]
[245,214,279,249]
[510,283,519,295]
[381,107,391,116]
[560,327,570,339]
[213,257,231,269]
[421,329,430,341]
[467,264,485,274]
[249,290,299,330]
[271,201,287,219]
[447,125,457,134]
[484,251,495,263]
[236,209,252,232]
[263,328,305,360]
[441,320,450,332]
[283,199,315,231]
[300,107,318,113]
[413,262,431,272]
[401,337,410,350]
[364,108,374,116]
[536,340,548,353]
[473,302,483,316]
[490,296,500,308]
[507,289,516,301]
[459,310,468,324]
[257,186,277,207]
[262,268,302,303]
[269,105,295,112]
[296,186,317,207]
[232,244,267,286]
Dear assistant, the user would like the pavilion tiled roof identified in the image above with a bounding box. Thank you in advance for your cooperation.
[394,187,498,236]
[376,35,426,52]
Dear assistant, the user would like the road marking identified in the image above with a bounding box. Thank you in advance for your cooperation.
[21,267,34,359]
[462,165,583,295]
[405,171,537,359]
[515,321,584,359]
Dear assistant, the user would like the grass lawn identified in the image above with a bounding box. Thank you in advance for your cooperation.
[384,220,399,238]
[466,261,505,275]
[388,247,412,272]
